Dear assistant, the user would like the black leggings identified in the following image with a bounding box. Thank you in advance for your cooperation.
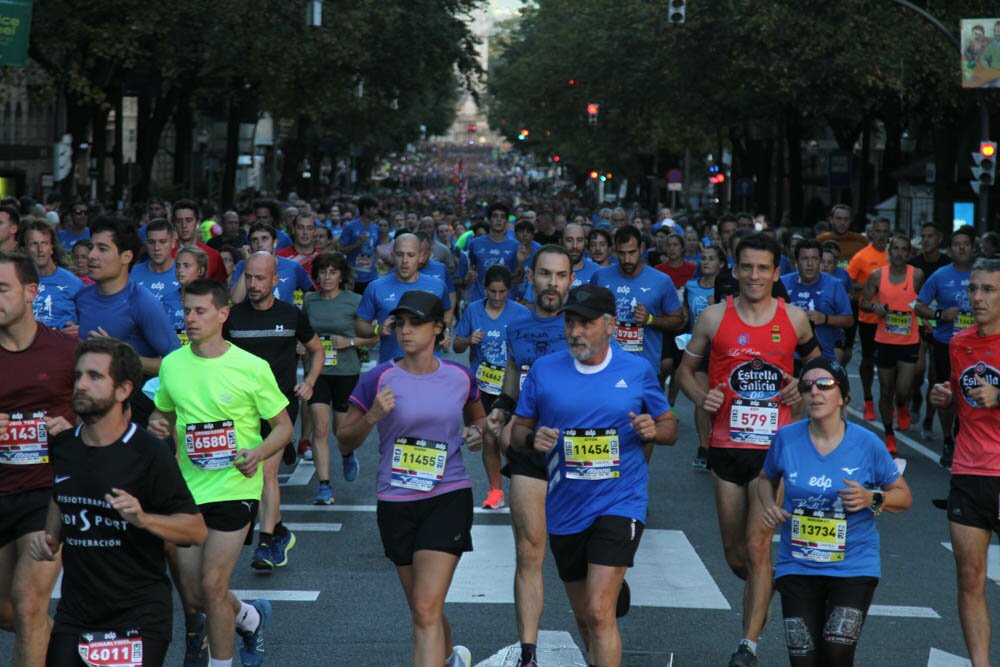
[775,575,878,667]
[47,632,168,667]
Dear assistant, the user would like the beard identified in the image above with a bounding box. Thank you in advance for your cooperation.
[73,393,117,424]
[568,336,599,362]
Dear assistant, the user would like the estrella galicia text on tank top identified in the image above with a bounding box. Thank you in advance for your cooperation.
[959,362,1000,407]
[728,358,782,445]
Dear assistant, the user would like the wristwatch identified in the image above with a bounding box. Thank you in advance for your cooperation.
[349,338,355,347]
[869,490,885,515]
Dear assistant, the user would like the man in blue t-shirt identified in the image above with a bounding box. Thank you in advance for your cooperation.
[589,226,684,375]
[230,223,313,305]
[338,196,381,292]
[23,221,82,329]
[512,284,676,667]
[355,234,450,363]
[416,231,457,325]
[466,202,520,303]
[58,203,91,249]
[915,225,975,465]
[780,239,854,362]
[130,218,184,330]
[521,224,599,304]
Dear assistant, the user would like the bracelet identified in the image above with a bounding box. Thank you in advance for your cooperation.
[646,312,654,325]
[373,324,380,336]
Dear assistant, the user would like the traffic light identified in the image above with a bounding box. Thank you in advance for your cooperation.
[669,0,685,24]
[568,78,576,86]
[518,128,529,141]
[589,170,599,180]
[605,172,613,180]
[587,103,599,126]
[972,140,997,193]
[552,155,561,163]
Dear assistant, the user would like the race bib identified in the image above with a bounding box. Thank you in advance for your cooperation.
[321,336,338,366]
[790,508,846,563]
[955,312,975,333]
[391,437,448,491]
[0,410,48,465]
[293,290,304,309]
[475,361,504,395]
[885,309,912,336]
[562,428,619,480]
[729,398,779,446]
[177,330,190,346]
[614,323,644,352]
[519,364,530,391]
[78,631,142,667]
[184,421,237,470]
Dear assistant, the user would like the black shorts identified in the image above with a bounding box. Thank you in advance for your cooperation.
[308,374,359,413]
[480,392,498,414]
[932,339,952,385]
[0,487,52,548]
[199,499,259,534]
[708,447,768,486]
[947,474,1000,533]
[875,342,919,369]
[549,515,645,582]
[501,445,548,481]
[376,488,473,566]
[858,322,877,359]
[775,574,878,660]
[47,631,168,667]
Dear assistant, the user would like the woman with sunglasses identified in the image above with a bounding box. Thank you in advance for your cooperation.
[336,290,484,667]
[757,357,911,666]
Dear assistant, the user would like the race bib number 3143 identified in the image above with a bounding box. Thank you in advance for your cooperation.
[0,410,48,465]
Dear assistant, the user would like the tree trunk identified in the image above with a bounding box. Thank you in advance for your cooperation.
[173,92,192,188]
[932,121,959,228]
[93,107,109,204]
[134,89,177,202]
[220,97,240,210]
[858,115,872,225]
[785,108,803,225]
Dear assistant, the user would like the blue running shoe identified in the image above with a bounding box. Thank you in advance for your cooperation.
[271,529,297,567]
[342,452,359,482]
[314,484,334,505]
[238,599,272,667]
[183,613,208,667]
[250,543,275,571]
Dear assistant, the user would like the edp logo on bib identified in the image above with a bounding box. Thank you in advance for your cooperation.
[959,363,1000,407]
[729,357,782,400]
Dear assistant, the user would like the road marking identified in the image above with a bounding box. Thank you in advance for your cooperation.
[475,630,585,666]
[280,503,510,515]
[927,647,973,666]
[255,522,342,532]
[845,406,939,463]
[447,526,515,603]
[232,590,320,602]
[941,542,1000,583]
[281,460,315,486]
[868,604,940,619]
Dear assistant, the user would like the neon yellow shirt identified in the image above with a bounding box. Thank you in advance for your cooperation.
[154,343,288,504]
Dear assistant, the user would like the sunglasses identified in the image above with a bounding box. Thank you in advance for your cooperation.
[798,378,839,393]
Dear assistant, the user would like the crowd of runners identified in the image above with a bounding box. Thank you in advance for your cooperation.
[1,150,1000,666]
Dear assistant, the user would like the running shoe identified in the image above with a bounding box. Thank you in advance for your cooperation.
[271,529,297,567]
[920,422,934,440]
[863,399,876,420]
[728,644,759,667]
[183,613,208,667]
[238,598,272,667]
[250,543,276,571]
[885,434,898,455]
[691,447,709,470]
[451,645,472,667]
[897,405,911,431]
[616,579,631,618]
[298,438,313,460]
[314,483,335,505]
[342,451,359,482]
[940,440,954,468]
[518,660,538,667]
[481,487,505,509]
[282,442,297,466]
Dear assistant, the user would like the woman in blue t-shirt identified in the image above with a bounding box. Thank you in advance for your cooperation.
[758,357,911,666]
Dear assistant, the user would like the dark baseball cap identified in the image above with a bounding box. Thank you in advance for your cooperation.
[390,290,445,323]
[558,284,616,320]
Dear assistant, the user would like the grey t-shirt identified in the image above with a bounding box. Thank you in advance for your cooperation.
[303,291,363,376]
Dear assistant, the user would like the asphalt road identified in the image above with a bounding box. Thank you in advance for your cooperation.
[2,353,998,666]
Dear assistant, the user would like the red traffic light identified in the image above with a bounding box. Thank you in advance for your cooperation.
[552,155,561,162]
[710,174,726,184]
[568,78,576,86]
[589,170,599,179]
[587,103,599,115]
[982,141,997,158]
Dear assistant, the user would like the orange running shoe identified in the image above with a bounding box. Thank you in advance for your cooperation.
[863,400,876,420]
[885,434,898,455]
[482,487,506,509]
[897,406,911,431]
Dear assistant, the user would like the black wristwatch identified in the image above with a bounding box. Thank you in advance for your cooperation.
[869,490,885,515]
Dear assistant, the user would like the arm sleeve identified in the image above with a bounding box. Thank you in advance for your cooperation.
[295,308,316,344]
[230,261,244,289]
[659,279,682,314]
[454,305,474,338]
[641,365,671,416]
[832,279,853,315]
[514,365,539,419]
[437,279,451,310]
[147,438,200,516]
[295,263,314,292]
[253,360,291,421]
[761,429,784,479]
[356,283,376,321]
[139,291,182,356]
[916,272,936,305]
[153,362,175,412]
[348,363,381,412]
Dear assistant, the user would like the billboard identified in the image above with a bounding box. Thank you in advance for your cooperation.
[962,18,1000,88]
[0,0,32,66]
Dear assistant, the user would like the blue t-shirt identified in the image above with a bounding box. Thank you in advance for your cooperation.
[517,346,671,534]
[590,264,682,373]
[780,272,852,359]
[339,218,380,284]
[455,299,530,395]
[917,264,972,344]
[58,228,90,250]
[419,260,456,307]
[356,274,450,363]
[506,311,568,391]
[349,359,478,501]
[34,267,82,328]
[467,235,520,302]
[684,278,714,328]
[130,260,184,330]
[231,256,314,304]
[76,281,181,358]
[276,229,293,251]
[763,420,900,579]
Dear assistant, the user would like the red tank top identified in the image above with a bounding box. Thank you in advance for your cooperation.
[950,326,1000,476]
[708,297,797,450]
[874,265,918,345]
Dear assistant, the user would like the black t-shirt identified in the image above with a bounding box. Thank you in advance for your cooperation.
[224,299,315,396]
[908,251,950,278]
[534,231,561,246]
[51,423,198,640]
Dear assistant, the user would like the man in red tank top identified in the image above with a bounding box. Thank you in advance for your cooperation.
[930,259,1000,667]
[677,234,818,667]
[860,235,924,454]
[0,252,78,665]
